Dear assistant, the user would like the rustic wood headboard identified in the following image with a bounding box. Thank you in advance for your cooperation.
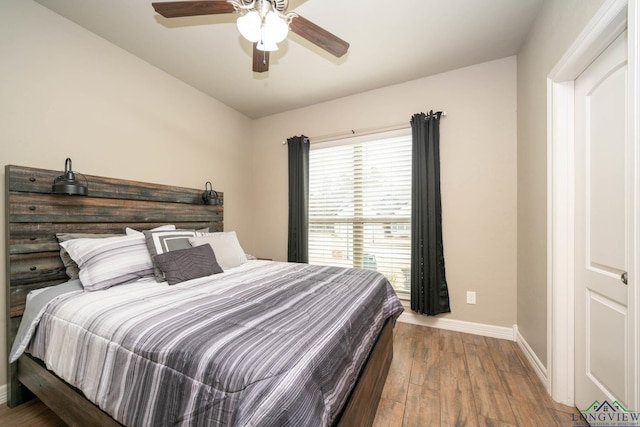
[5,164,223,406]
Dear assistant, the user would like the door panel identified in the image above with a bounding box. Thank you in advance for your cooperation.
[588,65,627,274]
[587,290,627,400]
[575,30,630,409]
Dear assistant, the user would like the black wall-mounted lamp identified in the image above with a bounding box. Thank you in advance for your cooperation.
[52,158,88,196]
[202,181,222,205]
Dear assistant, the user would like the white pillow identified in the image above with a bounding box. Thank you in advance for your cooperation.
[125,224,176,235]
[188,232,247,270]
[60,234,154,291]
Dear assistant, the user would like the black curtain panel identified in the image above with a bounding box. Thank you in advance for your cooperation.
[287,135,310,263]
[410,112,451,315]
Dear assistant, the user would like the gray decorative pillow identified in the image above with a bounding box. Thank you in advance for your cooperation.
[56,233,123,279]
[143,229,198,281]
[153,244,223,285]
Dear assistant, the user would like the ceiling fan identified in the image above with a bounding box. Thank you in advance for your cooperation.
[152,0,350,73]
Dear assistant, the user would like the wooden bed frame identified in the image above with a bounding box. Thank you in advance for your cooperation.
[5,164,393,426]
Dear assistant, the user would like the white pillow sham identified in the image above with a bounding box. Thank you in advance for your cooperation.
[188,231,248,270]
[60,234,154,291]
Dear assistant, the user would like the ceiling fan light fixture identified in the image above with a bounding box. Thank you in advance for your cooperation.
[152,0,350,71]
[237,1,289,51]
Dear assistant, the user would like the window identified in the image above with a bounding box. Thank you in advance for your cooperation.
[308,129,412,295]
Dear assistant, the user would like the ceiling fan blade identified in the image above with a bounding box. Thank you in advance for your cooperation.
[152,1,235,18]
[253,43,270,73]
[289,15,349,58]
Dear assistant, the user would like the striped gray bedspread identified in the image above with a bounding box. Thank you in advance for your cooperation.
[28,260,403,426]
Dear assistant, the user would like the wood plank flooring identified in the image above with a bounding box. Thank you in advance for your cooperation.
[0,397,65,427]
[373,322,582,426]
[0,323,580,426]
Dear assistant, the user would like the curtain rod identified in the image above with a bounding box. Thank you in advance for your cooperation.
[281,111,446,145]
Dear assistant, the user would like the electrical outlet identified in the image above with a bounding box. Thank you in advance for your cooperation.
[466,291,476,305]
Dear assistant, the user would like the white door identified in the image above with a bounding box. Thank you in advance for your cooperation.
[574,30,632,410]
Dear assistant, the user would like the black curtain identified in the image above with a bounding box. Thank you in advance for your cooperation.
[410,112,451,315]
[287,135,310,263]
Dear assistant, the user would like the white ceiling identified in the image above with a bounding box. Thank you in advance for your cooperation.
[34,0,543,119]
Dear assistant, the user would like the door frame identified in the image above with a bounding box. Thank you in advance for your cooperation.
[547,0,639,408]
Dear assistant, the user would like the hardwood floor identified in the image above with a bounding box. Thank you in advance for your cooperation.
[0,398,65,427]
[373,322,581,426]
[0,323,580,426]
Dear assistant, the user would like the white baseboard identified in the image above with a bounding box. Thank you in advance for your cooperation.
[397,310,517,341]
[515,325,548,387]
[0,383,7,405]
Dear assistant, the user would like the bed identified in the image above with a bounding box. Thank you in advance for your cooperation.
[5,164,403,426]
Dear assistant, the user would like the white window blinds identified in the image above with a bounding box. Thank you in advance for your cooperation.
[309,129,412,295]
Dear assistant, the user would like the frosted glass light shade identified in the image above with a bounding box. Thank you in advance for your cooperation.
[264,11,288,43]
[237,11,261,43]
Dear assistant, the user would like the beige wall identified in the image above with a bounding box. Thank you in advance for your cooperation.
[249,57,518,328]
[516,0,606,367]
[0,0,253,387]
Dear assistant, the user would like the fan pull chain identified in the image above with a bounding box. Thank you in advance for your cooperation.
[260,24,267,65]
